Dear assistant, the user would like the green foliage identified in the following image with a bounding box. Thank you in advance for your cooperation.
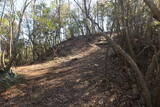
[0,18,10,35]
[152,21,160,26]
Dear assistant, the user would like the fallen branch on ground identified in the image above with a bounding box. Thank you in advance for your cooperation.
[103,33,152,107]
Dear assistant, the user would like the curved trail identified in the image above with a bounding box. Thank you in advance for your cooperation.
[0,42,107,107]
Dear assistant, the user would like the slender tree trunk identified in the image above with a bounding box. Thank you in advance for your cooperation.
[84,7,152,106]
[0,0,7,67]
[83,0,91,35]
[0,38,1,67]
[96,1,99,27]
[104,32,152,107]
[9,0,15,60]
[9,22,13,59]
[1,50,6,68]
[6,0,32,70]
[25,47,28,62]
[119,0,135,59]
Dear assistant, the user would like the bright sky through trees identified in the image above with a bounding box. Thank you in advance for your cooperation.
[16,0,98,10]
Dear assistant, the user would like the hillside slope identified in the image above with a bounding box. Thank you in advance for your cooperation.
[0,35,108,107]
[0,35,143,107]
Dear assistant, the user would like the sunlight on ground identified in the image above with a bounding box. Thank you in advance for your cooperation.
[1,86,26,99]
[14,44,100,79]
[1,42,105,106]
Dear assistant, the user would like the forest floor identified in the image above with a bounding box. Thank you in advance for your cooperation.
[0,35,143,107]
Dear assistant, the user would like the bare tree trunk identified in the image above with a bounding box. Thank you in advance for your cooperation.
[0,0,7,67]
[71,13,84,35]
[1,50,6,68]
[96,1,99,28]
[119,0,135,59]
[25,47,28,62]
[144,0,160,21]
[74,0,91,35]
[9,22,13,59]
[83,0,92,35]
[6,0,32,70]
[104,32,152,107]
[9,0,15,59]
[55,0,61,43]
[85,9,152,106]
[0,38,1,67]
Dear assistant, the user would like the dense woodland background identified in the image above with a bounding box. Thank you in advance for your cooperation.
[0,0,160,107]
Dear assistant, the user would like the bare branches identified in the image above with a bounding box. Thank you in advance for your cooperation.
[16,0,33,40]
[73,0,84,13]
[0,0,6,25]
[6,0,33,70]
[73,0,104,32]
[146,51,160,79]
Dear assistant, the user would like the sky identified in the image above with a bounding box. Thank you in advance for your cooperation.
[13,0,99,40]
[15,0,98,10]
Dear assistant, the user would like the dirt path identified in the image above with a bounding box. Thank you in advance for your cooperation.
[0,43,108,107]
[0,35,144,107]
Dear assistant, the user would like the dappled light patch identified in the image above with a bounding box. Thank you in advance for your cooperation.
[1,86,26,99]
[0,0,159,106]
[0,37,107,106]
[108,94,117,103]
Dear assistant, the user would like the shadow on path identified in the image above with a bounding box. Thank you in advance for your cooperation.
[1,46,107,107]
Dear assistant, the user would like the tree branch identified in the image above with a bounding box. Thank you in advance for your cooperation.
[144,0,160,21]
